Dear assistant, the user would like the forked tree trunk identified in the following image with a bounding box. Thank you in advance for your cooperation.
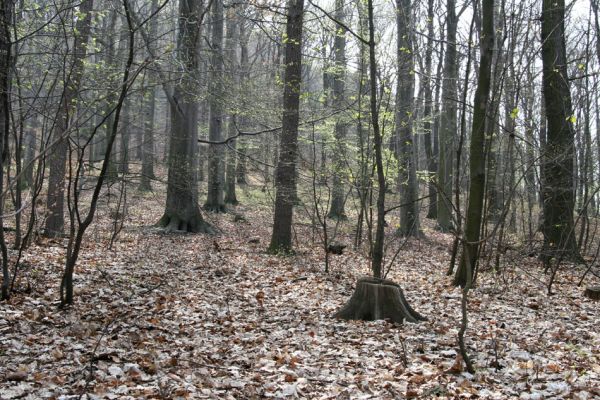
[334,277,426,323]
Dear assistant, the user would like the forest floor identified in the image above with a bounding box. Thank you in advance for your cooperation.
[1,183,599,399]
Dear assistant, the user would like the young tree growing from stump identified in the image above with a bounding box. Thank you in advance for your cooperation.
[333,0,424,324]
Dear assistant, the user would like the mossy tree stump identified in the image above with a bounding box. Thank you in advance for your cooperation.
[334,277,426,323]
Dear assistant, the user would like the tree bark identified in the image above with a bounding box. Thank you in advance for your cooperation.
[139,0,158,191]
[236,19,249,185]
[455,0,494,288]
[436,0,458,232]
[158,0,211,233]
[224,5,239,205]
[423,0,437,219]
[268,0,304,254]
[334,277,426,323]
[205,0,226,212]
[44,0,93,237]
[539,0,580,261]
[0,0,12,300]
[367,0,385,278]
[396,0,420,237]
[327,0,348,220]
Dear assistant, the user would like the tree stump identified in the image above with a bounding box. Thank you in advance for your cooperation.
[584,286,600,300]
[334,277,426,323]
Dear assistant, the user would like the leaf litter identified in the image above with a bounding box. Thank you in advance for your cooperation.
[1,191,599,399]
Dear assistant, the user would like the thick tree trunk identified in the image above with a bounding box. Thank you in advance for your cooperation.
[334,277,426,323]
[327,0,347,220]
[437,0,458,232]
[539,0,580,261]
[44,0,93,237]
[455,0,494,288]
[224,6,239,205]
[396,0,420,237]
[158,0,211,234]
[268,0,304,254]
[205,0,226,212]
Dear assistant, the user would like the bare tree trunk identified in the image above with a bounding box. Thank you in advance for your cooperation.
[60,0,135,305]
[22,116,36,188]
[158,0,211,233]
[236,20,249,185]
[455,0,494,288]
[437,0,458,232]
[205,0,226,212]
[268,0,304,254]
[540,0,580,263]
[327,0,348,220]
[139,0,158,191]
[118,97,130,174]
[423,0,437,219]
[224,5,239,205]
[44,0,93,237]
[0,0,12,300]
[367,0,384,278]
[396,0,420,237]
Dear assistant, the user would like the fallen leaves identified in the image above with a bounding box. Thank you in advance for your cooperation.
[0,193,599,399]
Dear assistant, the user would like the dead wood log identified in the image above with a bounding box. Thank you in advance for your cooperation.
[334,276,426,323]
